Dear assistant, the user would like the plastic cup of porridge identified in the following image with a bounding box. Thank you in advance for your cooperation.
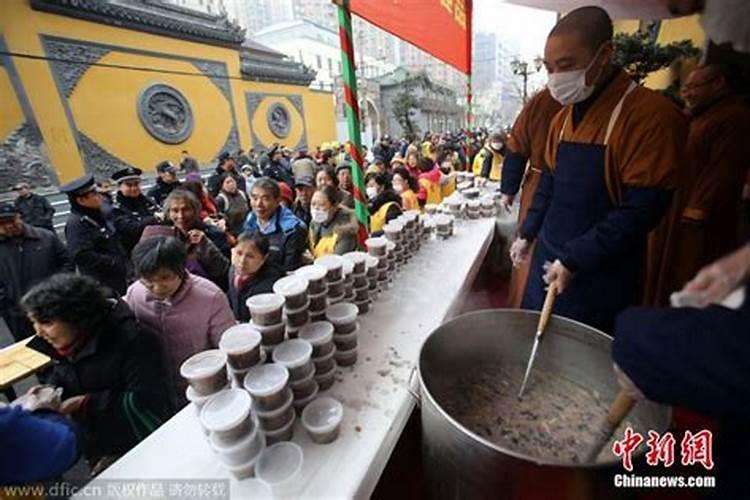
[313,363,337,391]
[315,254,345,282]
[299,322,335,357]
[342,251,368,274]
[246,293,286,326]
[200,388,254,446]
[294,264,328,294]
[263,412,297,445]
[301,397,343,444]
[334,345,358,367]
[273,276,309,310]
[271,339,314,380]
[180,350,228,396]
[244,363,290,412]
[326,302,359,334]
[249,320,286,346]
[256,442,304,494]
[284,300,310,329]
[365,237,388,257]
[210,414,265,467]
[253,388,295,432]
[333,324,359,351]
[219,324,262,370]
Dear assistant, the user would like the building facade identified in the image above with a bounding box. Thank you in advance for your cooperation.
[0,0,336,194]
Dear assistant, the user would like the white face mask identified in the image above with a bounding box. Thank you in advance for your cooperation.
[701,0,750,54]
[490,142,503,151]
[366,186,378,200]
[311,208,329,224]
[547,48,602,105]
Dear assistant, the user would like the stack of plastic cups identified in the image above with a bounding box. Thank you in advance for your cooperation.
[244,363,295,444]
[342,260,356,303]
[219,325,265,388]
[326,302,359,367]
[385,240,397,280]
[315,254,345,306]
[404,210,421,253]
[422,216,437,241]
[200,389,265,479]
[246,293,286,356]
[383,222,405,268]
[365,237,389,291]
[480,197,496,217]
[364,255,379,302]
[295,264,328,322]
[434,214,452,239]
[343,251,369,313]
[299,321,336,391]
[444,197,463,221]
[466,199,481,219]
[182,350,230,421]
[272,339,318,414]
[273,276,310,339]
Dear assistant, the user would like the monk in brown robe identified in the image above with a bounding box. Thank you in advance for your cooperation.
[660,64,750,295]
[500,88,562,307]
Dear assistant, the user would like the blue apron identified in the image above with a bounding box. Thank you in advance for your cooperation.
[522,83,638,333]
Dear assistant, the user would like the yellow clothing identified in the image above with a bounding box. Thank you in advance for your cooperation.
[421,141,432,158]
[309,207,358,259]
[472,145,503,181]
[400,189,419,211]
[441,174,456,198]
[418,176,443,205]
[370,201,397,233]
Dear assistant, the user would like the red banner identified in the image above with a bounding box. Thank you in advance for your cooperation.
[350,0,472,74]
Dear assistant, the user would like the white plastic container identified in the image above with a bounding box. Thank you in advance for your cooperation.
[342,259,354,280]
[284,300,310,329]
[246,293,285,326]
[185,383,230,419]
[272,339,313,379]
[290,373,318,400]
[253,388,295,431]
[334,345,358,367]
[325,302,359,334]
[301,396,343,444]
[180,350,228,396]
[314,254,345,282]
[299,321,334,356]
[308,290,328,312]
[256,442,304,494]
[314,363,336,391]
[326,278,345,298]
[383,222,404,242]
[333,325,359,351]
[292,382,319,412]
[248,320,286,346]
[354,299,372,315]
[365,236,388,257]
[199,389,254,446]
[312,345,336,374]
[342,251,368,274]
[273,276,309,310]
[219,324,262,370]
[210,414,265,466]
[294,264,328,294]
[244,363,290,411]
[263,412,296,445]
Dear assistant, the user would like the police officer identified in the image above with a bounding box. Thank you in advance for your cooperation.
[61,174,128,295]
[111,167,160,254]
[147,161,181,207]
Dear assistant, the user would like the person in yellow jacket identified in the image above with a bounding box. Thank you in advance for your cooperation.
[438,152,458,198]
[417,157,445,206]
[366,172,403,234]
[309,185,358,259]
[472,132,506,182]
[392,167,420,211]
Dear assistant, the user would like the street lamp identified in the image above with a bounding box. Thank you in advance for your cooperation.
[511,56,544,102]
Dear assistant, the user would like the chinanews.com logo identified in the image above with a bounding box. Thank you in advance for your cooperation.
[612,427,716,489]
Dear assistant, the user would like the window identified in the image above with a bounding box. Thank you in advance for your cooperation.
[328,58,333,72]
[316,55,322,69]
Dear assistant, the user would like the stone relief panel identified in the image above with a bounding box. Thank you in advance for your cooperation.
[137,83,194,144]
[245,92,307,152]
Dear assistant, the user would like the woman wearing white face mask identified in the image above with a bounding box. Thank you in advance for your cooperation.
[308,185,358,259]
[509,6,687,334]
[366,172,403,235]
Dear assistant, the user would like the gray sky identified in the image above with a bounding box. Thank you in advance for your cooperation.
[474,0,557,59]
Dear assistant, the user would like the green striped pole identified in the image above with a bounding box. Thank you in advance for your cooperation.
[336,0,369,245]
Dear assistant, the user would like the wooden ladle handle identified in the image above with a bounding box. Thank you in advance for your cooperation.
[537,282,557,336]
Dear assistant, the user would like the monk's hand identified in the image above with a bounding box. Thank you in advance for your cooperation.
[543,259,572,294]
[509,237,530,267]
[613,363,644,402]
[500,194,514,212]
[679,243,750,307]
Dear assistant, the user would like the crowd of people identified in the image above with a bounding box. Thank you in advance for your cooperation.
[1,2,750,493]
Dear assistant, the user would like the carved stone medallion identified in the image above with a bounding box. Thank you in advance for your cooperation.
[137,84,193,144]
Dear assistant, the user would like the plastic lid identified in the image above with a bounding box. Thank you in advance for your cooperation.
[481,198,495,207]
[244,363,290,397]
[295,264,328,282]
[301,396,343,434]
[325,302,358,325]
[180,350,227,380]
[199,389,252,433]
[246,293,285,314]
[467,200,481,208]
[315,254,344,271]
[256,442,304,487]
[209,414,261,452]
[248,320,285,334]
[252,388,293,418]
[404,210,419,221]
[383,222,403,233]
[365,237,387,249]
[272,339,313,369]
[385,241,396,252]
[342,251,368,265]
[185,383,229,405]
[299,321,334,346]
[273,275,308,297]
[237,479,271,498]
[434,214,451,225]
[219,325,262,355]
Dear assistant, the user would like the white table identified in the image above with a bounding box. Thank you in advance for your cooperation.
[87,218,496,499]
